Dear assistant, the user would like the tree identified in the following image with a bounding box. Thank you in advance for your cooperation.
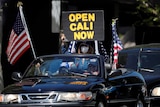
[134,0,160,27]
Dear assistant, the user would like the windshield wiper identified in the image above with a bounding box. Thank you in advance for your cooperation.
[140,68,154,72]
[25,75,52,79]
[69,71,87,77]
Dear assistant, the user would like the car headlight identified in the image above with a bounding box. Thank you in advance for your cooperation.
[151,87,160,96]
[58,92,92,101]
[0,94,19,103]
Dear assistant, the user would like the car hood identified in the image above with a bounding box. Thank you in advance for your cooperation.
[2,76,105,93]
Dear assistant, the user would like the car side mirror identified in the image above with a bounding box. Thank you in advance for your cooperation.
[11,72,22,81]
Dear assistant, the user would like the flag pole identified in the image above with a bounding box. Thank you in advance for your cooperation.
[110,19,117,64]
[17,2,37,59]
[94,40,100,55]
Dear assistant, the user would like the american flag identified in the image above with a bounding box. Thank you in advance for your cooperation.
[111,20,123,69]
[99,41,108,62]
[6,8,30,65]
[67,41,76,53]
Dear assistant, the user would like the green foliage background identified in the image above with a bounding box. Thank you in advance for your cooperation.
[134,0,160,26]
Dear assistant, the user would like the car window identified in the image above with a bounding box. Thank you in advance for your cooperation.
[24,56,100,77]
[118,52,138,70]
[140,52,160,69]
[118,50,160,72]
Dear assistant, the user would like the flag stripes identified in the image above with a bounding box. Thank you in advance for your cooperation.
[6,7,30,65]
[111,19,123,69]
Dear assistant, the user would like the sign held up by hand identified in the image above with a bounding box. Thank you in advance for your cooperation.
[62,10,104,41]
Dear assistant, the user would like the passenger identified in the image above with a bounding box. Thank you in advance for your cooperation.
[59,30,69,54]
[78,42,94,54]
[75,58,90,71]
[72,42,94,73]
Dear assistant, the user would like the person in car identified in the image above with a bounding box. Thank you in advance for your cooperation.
[59,31,70,54]
[73,42,94,72]
[77,42,94,54]
[59,30,94,54]
[84,63,99,75]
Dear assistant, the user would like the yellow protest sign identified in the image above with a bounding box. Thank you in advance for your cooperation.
[62,10,104,41]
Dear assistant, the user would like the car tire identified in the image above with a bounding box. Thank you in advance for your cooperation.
[128,99,144,107]
[147,102,154,107]
[96,100,107,107]
[135,99,144,107]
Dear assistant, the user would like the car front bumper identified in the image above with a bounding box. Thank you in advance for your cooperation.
[0,101,96,107]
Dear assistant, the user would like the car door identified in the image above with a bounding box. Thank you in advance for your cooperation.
[108,69,145,103]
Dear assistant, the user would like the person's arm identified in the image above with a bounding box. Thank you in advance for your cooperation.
[60,32,69,54]
[61,44,69,54]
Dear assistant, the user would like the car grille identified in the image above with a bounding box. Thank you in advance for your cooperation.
[20,92,58,103]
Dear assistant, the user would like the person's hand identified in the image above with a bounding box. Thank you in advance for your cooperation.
[60,33,66,41]
[83,71,90,75]
[91,71,99,75]
[35,63,40,68]
[60,33,67,46]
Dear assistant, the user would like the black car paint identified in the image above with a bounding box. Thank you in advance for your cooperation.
[118,43,160,107]
[0,54,146,107]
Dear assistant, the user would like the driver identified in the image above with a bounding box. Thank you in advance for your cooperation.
[86,63,99,75]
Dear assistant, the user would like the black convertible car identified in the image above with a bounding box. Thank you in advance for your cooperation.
[118,43,160,107]
[0,54,146,107]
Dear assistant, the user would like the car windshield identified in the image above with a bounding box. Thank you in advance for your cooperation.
[24,55,100,78]
[140,51,160,71]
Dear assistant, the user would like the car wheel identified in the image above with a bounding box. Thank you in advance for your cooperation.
[128,99,144,107]
[96,100,107,107]
[147,102,154,107]
[135,99,144,107]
